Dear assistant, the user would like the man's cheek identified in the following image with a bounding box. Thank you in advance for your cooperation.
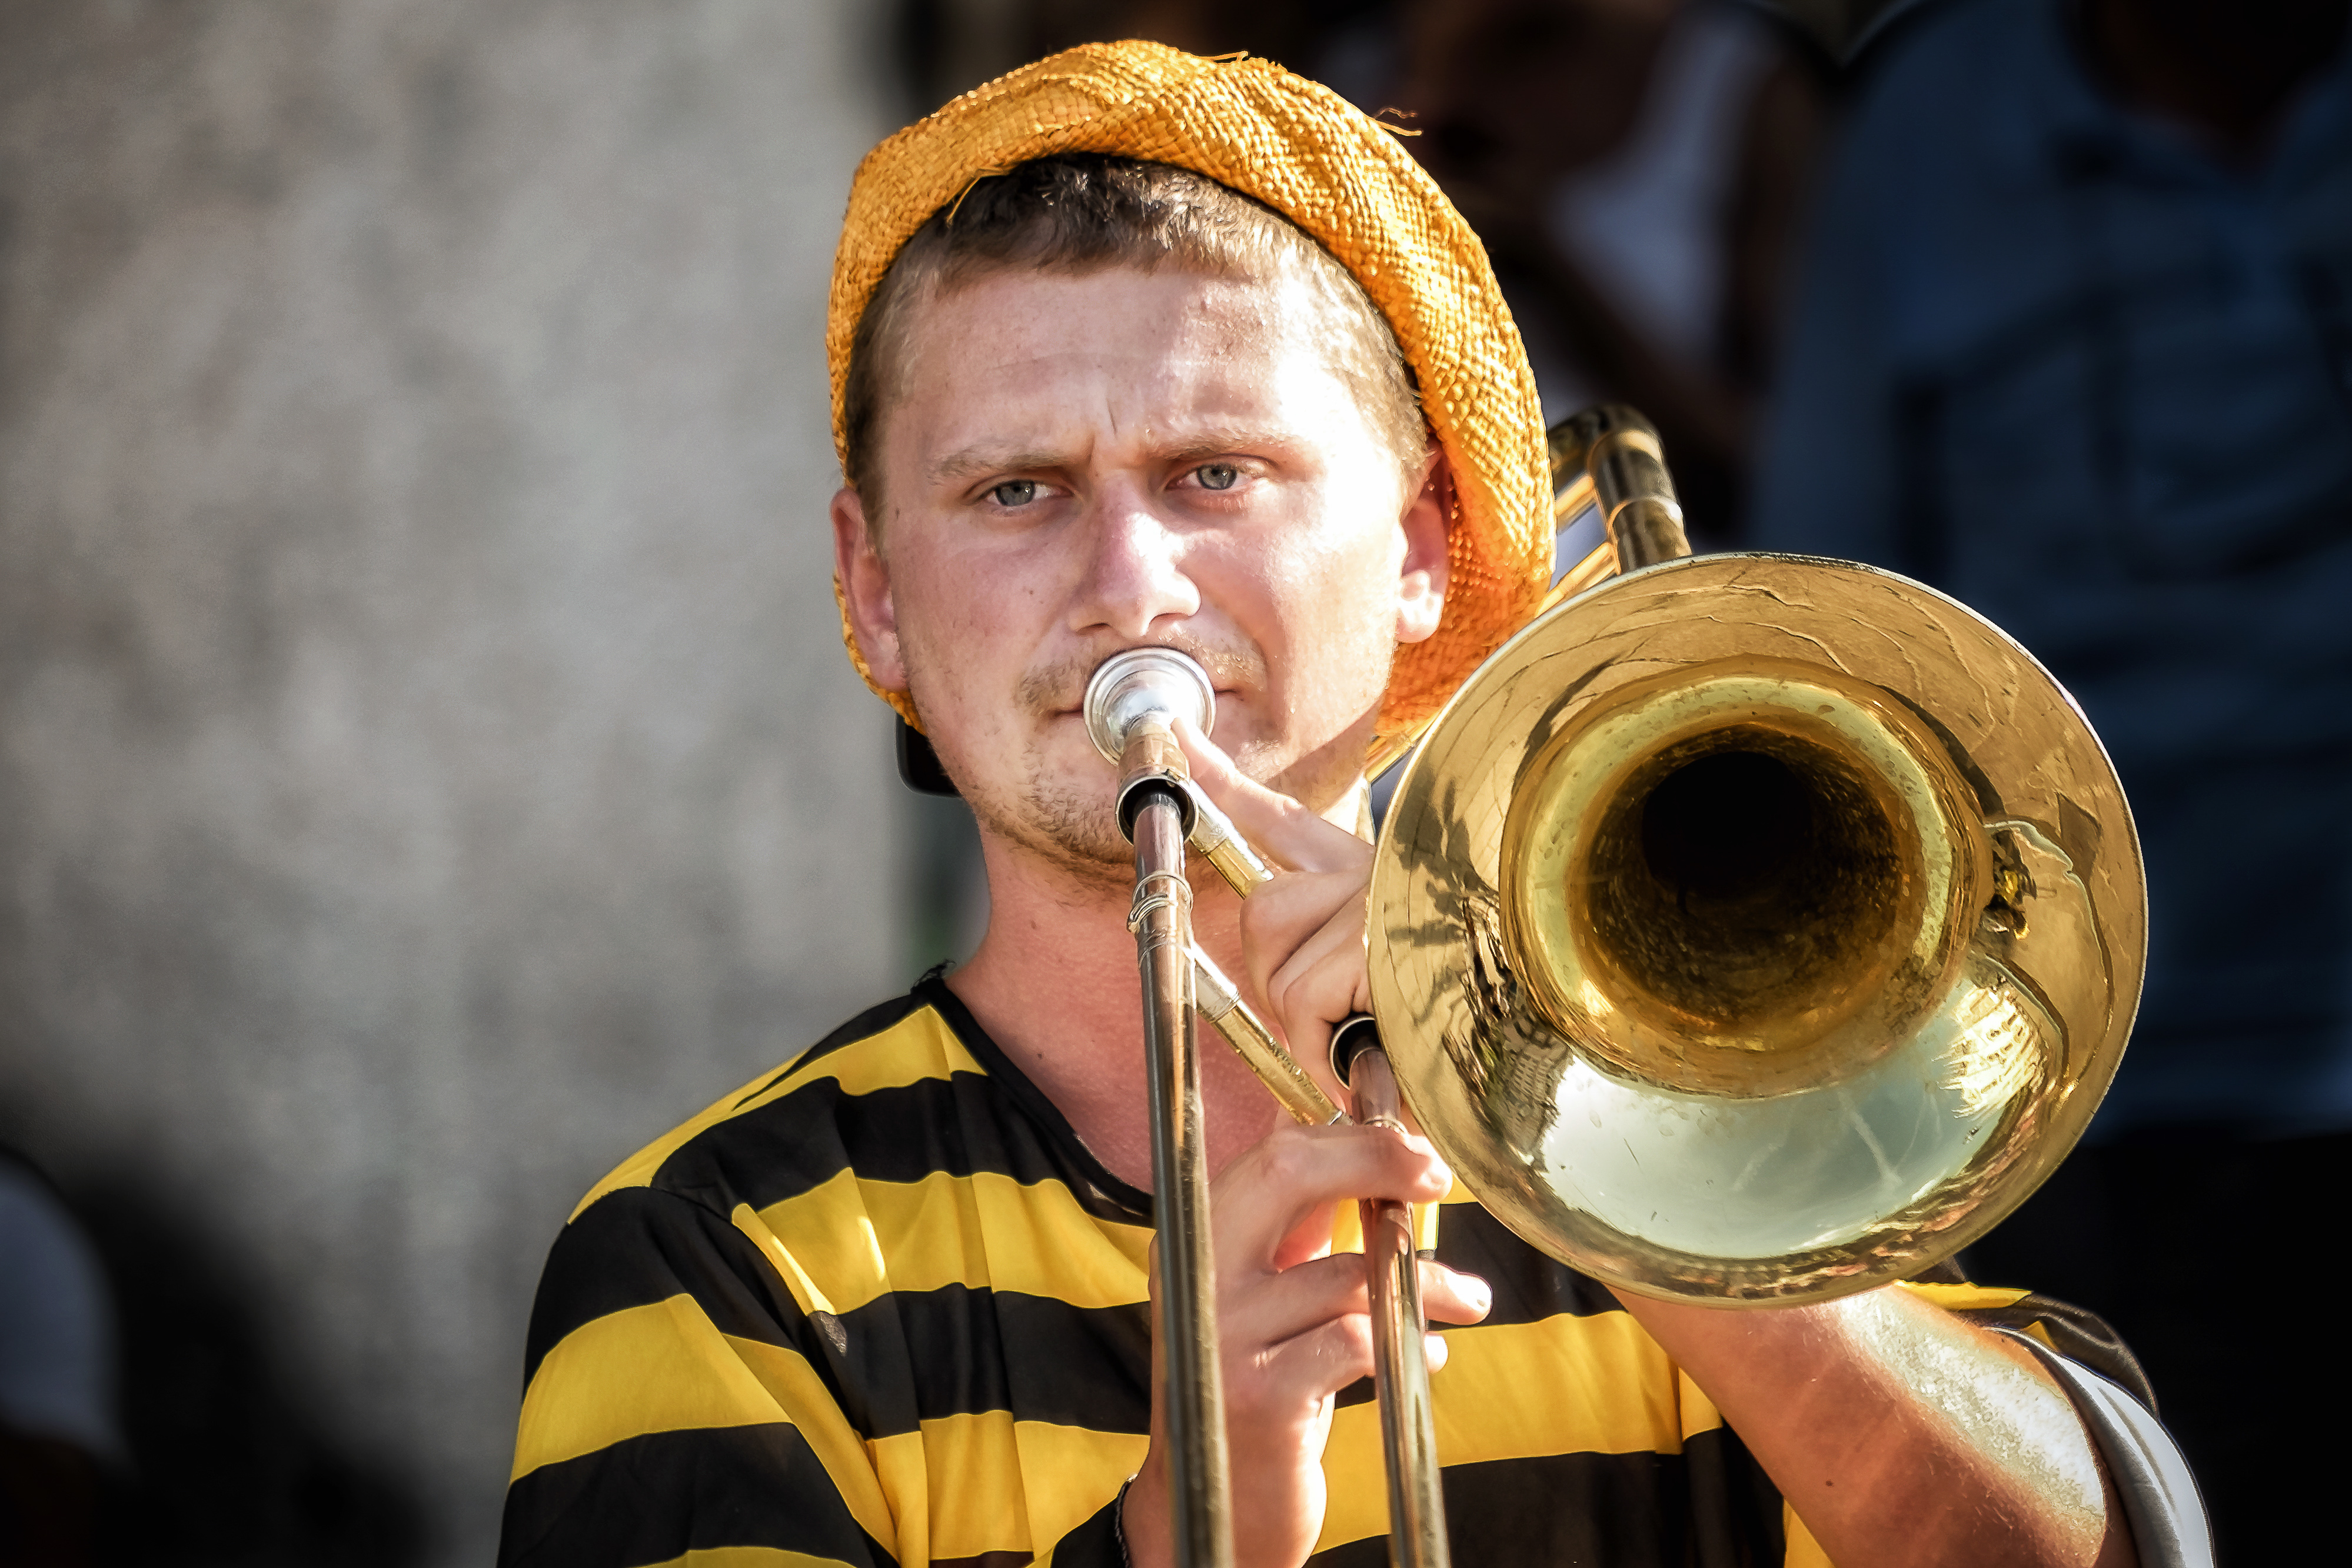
[903,576,996,684]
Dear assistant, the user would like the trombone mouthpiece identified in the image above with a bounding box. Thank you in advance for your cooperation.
[1083,648,1216,764]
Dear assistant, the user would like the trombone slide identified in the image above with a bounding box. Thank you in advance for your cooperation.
[1121,721,1237,1568]
[1333,1018,1452,1568]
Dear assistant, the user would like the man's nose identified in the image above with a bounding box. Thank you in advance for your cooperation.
[1069,490,1200,639]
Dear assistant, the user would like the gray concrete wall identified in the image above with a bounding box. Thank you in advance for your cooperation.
[0,2,901,1560]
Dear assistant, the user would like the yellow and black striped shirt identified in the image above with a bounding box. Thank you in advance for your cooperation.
[500,976,2133,1568]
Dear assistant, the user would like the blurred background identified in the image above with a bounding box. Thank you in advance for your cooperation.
[0,2,903,1561]
[2,0,2344,1563]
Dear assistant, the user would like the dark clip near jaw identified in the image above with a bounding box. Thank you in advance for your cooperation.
[1328,1013,1383,1088]
[897,716,962,797]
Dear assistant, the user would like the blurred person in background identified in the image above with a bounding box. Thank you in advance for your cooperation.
[1748,0,2352,1556]
[0,1151,118,1568]
[1398,0,1832,544]
[0,1154,421,1566]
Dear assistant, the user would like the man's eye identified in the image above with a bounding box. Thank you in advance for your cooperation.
[1194,464,1240,492]
[989,480,1039,507]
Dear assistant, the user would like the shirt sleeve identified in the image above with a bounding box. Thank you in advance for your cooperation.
[1904,1281,2155,1411]
[1904,1281,2214,1568]
[1993,1330,2215,1568]
[496,1185,900,1568]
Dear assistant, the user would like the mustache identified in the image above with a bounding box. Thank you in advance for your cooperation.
[1017,637,1269,718]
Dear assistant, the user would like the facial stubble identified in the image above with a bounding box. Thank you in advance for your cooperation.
[910,632,1392,887]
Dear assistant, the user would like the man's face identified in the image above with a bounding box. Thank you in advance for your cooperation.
[834,265,1448,878]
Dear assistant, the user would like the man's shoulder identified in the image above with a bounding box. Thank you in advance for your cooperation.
[565,984,989,1226]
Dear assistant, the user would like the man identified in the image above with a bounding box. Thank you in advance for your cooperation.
[500,42,2164,1568]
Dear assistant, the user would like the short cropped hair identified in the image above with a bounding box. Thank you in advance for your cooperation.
[840,154,1426,514]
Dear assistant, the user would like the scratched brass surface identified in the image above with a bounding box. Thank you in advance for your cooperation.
[1367,552,2145,1304]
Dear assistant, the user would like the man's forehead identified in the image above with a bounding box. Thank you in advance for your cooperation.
[893,266,1351,460]
[910,263,1300,352]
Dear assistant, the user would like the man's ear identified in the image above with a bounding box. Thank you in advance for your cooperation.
[1394,444,1453,646]
[831,487,909,691]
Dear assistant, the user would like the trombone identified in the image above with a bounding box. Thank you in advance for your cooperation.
[1082,407,2145,1568]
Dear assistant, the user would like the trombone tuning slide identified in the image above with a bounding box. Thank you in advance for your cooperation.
[1190,946,1340,1126]
[1185,784,1274,897]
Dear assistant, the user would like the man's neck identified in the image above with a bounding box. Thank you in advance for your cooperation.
[943,823,1306,1194]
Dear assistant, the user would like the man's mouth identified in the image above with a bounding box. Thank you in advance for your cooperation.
[1023,642,1262,721]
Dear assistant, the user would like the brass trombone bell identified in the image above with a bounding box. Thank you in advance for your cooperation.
[1368,552,2147,1306]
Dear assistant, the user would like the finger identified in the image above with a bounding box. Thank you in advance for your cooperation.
[1249,1312,1376,1407]
[1246,1317,1463,1398]
[1260,911,1375,1068]
[1214,1124,1451,1266]
[1222,1249,1374,1350]
[1213,1123,1453,1269]
[1229,1289,1472,1420]
[1420,1261,1493,1327]
[1237,869,1368,1004]
[1269,1197,1342,1274]
[1174,716,1371,877]
[1226,1250,1488,1354]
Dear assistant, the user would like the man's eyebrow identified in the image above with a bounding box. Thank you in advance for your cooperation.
[1157,426,1303,461]
[929,447,1069,485]
[926,427,1308,486]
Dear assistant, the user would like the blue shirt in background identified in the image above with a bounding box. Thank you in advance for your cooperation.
[1750,0,2352,1134]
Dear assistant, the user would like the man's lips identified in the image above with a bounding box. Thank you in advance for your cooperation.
[1044,687,1241,718]
[1021,640,1267,721]
[1049,691,1241,708]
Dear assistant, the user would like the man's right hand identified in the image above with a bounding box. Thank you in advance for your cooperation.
[1119,1117,1490,1568]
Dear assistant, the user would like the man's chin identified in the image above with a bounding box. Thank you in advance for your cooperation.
[962,721,1370,878]
[966,784,1135,884]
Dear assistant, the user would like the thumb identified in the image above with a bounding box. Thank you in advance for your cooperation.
[1173,717,1370,877]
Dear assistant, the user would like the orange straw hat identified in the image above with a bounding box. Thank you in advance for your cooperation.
[829,39,1553,753]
